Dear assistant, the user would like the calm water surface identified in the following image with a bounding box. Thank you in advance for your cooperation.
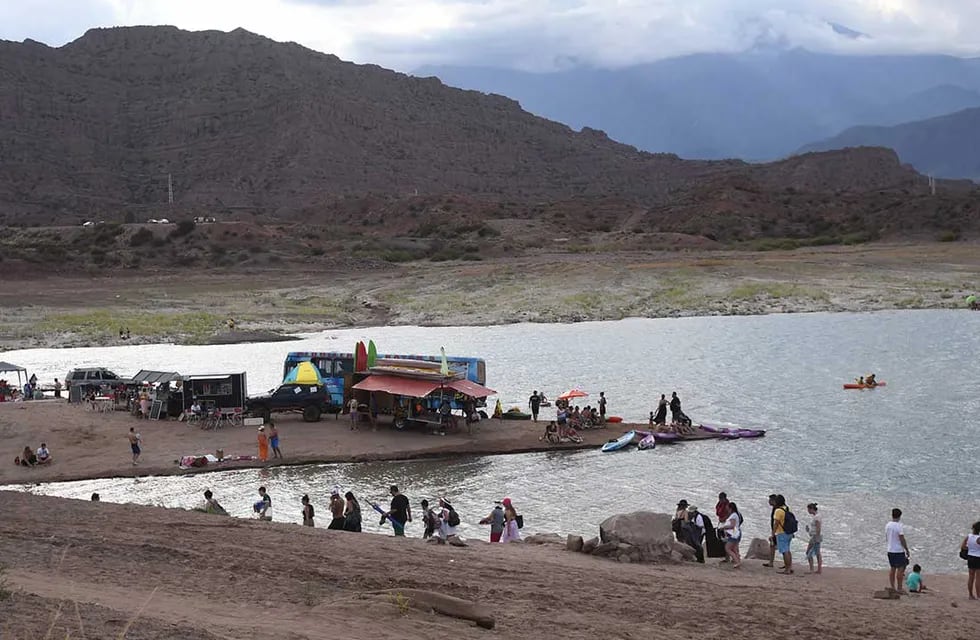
[3,311,979,571]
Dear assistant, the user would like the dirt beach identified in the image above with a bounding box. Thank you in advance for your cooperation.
[1,243,978,349]
[0,400,618,485]
[0,490,975,640]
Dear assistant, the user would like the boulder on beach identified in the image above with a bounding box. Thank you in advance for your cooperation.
[599,511,673,557]
[582,536,599,554]
[566,534,584,552]
[745,538,770,560]
[524,533,563,545]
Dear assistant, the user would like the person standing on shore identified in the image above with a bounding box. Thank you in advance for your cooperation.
[386,485,411,536]
[256,426,269,462]
[885,508,910,592]
[268,423,282,459]
[343,491,362,532]
[501,497,521,543]
[961,521,980,599]
[53,378,62,399]
[764,494,778,568]
[127,427,142,465]
[328,488,346,530]
[480,502,505,542]
[528,391,542,422]
[717,501,743,568]
[773,495,795,574]
[348,397,359,431]
[301,494,315,527]
[715,492,730,522]
[420,499,437,538]
[672,500,689,542]
[805,503,823,574]
[684,505,706,563]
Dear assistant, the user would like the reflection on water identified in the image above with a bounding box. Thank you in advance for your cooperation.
[5,310,980,571]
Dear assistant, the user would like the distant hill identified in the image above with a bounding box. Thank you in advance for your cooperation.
[417,50,980,160]
[799,108,980,181]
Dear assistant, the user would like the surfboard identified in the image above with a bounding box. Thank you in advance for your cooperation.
[354,341,368,372]
[368,500,404,529]
[367,340,377,368]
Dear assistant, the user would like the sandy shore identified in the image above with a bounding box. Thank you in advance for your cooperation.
[0,400,620,485]
[0,491,975,640]
[1,242,978,349]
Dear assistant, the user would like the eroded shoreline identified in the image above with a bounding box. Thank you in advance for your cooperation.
[1,243,978,349]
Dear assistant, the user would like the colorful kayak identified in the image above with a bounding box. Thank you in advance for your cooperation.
[637,434,657,450]
[601,430,636,452]
[698,424,766,439]
[636,430,681,443]
[843,382,887,390]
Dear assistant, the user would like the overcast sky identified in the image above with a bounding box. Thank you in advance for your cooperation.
[2,0,979,71]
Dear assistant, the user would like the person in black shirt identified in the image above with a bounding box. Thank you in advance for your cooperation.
[528,390,542,422]
[598,392,607,419]
[385,485,412,536]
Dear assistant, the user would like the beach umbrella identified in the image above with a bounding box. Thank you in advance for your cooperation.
[558,388,589,400]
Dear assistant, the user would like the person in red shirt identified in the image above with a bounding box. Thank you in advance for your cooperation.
[715,492,730,522]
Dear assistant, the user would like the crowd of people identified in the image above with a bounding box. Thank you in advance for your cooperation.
[670,491,980,598]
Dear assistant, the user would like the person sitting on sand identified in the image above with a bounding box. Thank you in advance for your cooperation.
[20,446,37,467]
[906,564,927,593]
[540,421,560,445]
[203,489,228,516]
[253,486,272,520]
[36,443,52,465]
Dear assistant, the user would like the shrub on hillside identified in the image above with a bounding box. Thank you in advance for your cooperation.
[130,227,154,247]
[169,219,196,238]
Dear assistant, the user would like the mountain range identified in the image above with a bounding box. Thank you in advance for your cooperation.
[0,26,977,252]
[799,107,980,181]
[417,49,980,166]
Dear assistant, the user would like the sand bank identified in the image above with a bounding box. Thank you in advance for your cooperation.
[0,400,618,485]
[0,491,974,640]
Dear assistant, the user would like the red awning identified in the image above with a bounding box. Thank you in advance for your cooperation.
[351,375,441,397]
[446,378,497,398]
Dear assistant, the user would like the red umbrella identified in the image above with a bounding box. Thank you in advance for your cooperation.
[557,388,588,400]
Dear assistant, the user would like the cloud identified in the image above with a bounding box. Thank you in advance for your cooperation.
[2,0,979,71]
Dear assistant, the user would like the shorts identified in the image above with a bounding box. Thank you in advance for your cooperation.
[725,535,741,545]
[776,533,793,554]
[967,555,980,570]
[888,551,909,568]
[490,531,502,543]
[806,541,821,559]
[269,437,279,448]
[130,444,140,455]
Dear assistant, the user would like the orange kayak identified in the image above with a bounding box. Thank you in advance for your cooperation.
[843,382,887,390]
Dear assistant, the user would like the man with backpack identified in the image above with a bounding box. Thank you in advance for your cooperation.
[438,498,462,543]
[772,494,798,574]
[683,505,709,563]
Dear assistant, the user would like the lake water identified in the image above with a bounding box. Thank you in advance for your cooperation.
[3,311,980,571]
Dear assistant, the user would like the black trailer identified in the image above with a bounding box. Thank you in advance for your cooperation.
[183,373,247,413]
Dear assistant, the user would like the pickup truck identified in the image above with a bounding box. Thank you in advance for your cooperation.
[244,383,337,422]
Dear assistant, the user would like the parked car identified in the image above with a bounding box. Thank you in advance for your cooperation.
[65,367,125,386]
[245,383,337,422]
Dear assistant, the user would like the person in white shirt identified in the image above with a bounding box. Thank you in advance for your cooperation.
[35,443,52,465]
[685,505,706,563]
[961,520,980,600]
[716,502,743,568]
[437,498,460,543]
[805,503,823,574]
[885,508,910,592]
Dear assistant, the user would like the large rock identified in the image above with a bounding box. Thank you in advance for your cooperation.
[597,511,674,562]
[591,541,620,557]
[524,533,563,545]
[671,541,697,561]
[566,535,584,553]
[745,538,771,560]
[582,536,599,554]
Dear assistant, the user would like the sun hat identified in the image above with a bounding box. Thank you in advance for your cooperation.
[258,426,265,431]
[687,505,699,513]
[502,497,512,506]
[677,499,689,508]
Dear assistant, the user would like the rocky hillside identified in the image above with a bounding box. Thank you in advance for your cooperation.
[0,25,958,229]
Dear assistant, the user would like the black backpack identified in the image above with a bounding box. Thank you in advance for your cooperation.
[782,507,798,535]
[447,507,460,527]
